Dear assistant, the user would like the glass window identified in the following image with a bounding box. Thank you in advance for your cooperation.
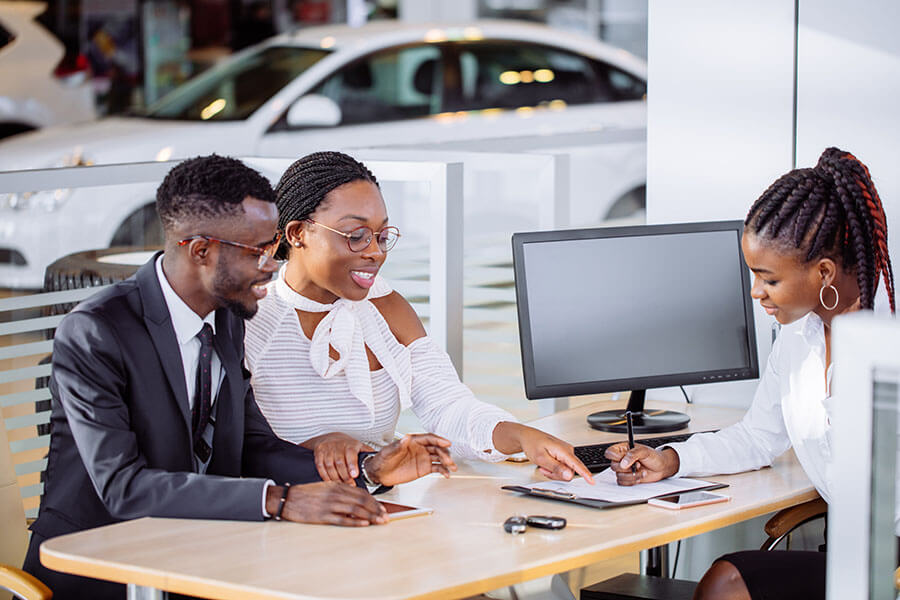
[310,45,442,126]
[145,46,330,121]
[455,42,645,112]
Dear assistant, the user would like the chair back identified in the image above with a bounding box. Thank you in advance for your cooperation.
[0,287,108,522]
[0,421,26,569]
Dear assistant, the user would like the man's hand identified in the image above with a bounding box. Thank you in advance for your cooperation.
[493,422,594,484]
[302,432,375,484]
[366,434,457,487]
[266,482,387,526]
[604,443,680,486]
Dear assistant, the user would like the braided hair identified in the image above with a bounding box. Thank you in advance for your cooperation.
[274,151,379,257]
[745,147,895,313]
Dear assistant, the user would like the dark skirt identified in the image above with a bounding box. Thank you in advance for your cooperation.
[717,550,825,600]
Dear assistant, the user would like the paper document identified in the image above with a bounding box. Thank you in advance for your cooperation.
[523,469,720,503]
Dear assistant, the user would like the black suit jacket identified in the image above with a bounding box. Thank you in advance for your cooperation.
[30,255,326,541]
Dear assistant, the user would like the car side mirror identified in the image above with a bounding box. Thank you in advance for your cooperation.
[285,94,342,128]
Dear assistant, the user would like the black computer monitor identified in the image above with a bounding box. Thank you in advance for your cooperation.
[512,220,759,434]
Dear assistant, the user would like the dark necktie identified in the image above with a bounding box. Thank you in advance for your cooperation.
[191,323,213,449]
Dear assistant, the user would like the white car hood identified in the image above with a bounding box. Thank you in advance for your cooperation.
[0,117,253,170]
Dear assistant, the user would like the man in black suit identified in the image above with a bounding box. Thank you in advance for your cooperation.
[23,155,455,599]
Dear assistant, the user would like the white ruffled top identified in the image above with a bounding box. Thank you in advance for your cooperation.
[244,267,515,460]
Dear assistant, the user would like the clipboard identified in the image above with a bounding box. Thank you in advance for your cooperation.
[500,480,729,510]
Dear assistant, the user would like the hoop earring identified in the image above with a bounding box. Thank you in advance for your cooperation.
[819,283,839,310]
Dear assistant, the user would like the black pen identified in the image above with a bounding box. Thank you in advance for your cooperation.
[625,411,637,474]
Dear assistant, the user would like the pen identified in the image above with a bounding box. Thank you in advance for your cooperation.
[625,411,636,474]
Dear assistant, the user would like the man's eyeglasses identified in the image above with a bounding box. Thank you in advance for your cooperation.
[177,232,283,270]
[305,219,400,253]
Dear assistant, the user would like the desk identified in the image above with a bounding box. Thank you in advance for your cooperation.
[40,400,818,600]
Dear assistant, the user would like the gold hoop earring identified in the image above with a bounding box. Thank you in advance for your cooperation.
[819,283,839,310]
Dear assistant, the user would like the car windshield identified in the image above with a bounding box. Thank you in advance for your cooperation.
[143,46,331,121]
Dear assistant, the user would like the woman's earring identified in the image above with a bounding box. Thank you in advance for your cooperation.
[293,241,301,248]
[819,283,839,310]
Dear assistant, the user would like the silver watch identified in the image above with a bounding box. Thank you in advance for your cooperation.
[360,453,378,487]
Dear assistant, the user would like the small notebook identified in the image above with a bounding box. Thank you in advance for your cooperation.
[501,469,728,509]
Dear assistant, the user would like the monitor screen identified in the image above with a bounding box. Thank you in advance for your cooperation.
[513,221,758,402]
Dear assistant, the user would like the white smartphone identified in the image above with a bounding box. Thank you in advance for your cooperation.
[647,491,730,510]
[378,500,434,520]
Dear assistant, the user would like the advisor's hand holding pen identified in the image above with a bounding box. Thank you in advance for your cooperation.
[604,443,680,486]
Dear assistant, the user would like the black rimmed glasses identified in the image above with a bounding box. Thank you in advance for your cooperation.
[177,232,283,270]
[305,219,400,253]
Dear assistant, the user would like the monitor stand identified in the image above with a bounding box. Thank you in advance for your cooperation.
[586,390,690,434]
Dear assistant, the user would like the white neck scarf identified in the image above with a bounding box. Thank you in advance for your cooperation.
[273,267,411,421]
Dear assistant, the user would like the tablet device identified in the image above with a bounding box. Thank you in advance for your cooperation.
[647,491,730,509]
[378,500,434,520]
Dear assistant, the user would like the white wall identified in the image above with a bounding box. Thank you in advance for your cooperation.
[796,0,900,270]
[646,0,900,580]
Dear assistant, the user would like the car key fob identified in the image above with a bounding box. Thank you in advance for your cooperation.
[525,515,566,530]
[503,516,527,534]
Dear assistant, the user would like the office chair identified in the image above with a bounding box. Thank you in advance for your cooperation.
[0,423,51,600]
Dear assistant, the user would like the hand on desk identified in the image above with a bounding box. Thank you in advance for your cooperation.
[366,433,457,487]
[303,432,375,484]
[493,422,595,484]
[267,481,388,526]
[605,443,681,486]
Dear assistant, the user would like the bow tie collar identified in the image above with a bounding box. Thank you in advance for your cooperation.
[273,268,411,421]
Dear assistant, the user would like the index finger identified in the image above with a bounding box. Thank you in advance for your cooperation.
[406,433,452,448]
[604,442,629,461]
[548,446,594,484]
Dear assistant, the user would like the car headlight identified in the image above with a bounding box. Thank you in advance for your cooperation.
[0,189,71,212]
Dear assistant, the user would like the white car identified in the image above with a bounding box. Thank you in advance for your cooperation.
[0,1,95,139]
[0,20,646,289]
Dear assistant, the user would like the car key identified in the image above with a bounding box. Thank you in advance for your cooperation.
[525,515,566,530]
[503,516,527,534]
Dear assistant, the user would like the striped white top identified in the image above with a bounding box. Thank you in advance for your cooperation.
[244,270,515,460]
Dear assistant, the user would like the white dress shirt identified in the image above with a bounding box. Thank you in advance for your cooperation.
[244,268,516,461]
[155,256,220,406]
[155,256,272,516]
[669,293,899,533]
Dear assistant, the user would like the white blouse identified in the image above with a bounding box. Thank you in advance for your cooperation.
[244,269,515,461]
[669,297,900,533]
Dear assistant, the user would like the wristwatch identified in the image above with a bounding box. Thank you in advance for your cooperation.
[360,453,378,487]
[359,452,393,494]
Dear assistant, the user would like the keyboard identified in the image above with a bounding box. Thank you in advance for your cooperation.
[573,430,717,473]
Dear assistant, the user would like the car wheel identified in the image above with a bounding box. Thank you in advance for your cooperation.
[605,186,646,220]
[42,247,157,314]
[110,203,164,247]
[0,122,36,140]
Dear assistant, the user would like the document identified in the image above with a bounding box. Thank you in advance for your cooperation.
[511,469,725,504]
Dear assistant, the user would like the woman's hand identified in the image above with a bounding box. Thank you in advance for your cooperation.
[604,443,680,486]
[303,432,375,484]
[493,422,594,484]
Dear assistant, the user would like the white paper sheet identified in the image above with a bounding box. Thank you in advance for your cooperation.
[523,468,720,503]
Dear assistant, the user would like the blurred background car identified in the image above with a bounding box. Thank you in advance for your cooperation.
[0,1,95,140]
[0,19,646,289]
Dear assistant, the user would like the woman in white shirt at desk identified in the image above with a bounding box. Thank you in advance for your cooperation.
[606,146,896,600]
[245,151,593,485]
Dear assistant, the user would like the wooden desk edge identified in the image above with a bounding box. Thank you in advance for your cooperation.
[39,487,820,600]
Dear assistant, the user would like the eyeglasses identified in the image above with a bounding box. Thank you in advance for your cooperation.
[305,219,400,253]
[177,232,283,270]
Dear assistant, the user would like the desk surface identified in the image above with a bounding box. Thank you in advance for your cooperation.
[41,400,818,600]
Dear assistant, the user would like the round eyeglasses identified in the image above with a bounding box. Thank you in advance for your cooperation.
[305,219,400,253]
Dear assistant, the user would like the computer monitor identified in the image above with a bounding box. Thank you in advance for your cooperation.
[512,220,759,434]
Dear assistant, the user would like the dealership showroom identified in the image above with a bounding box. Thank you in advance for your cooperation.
[0,1,898,599]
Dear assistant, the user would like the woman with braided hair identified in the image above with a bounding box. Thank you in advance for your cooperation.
[604,147,895,599]
[244,151,594,487]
